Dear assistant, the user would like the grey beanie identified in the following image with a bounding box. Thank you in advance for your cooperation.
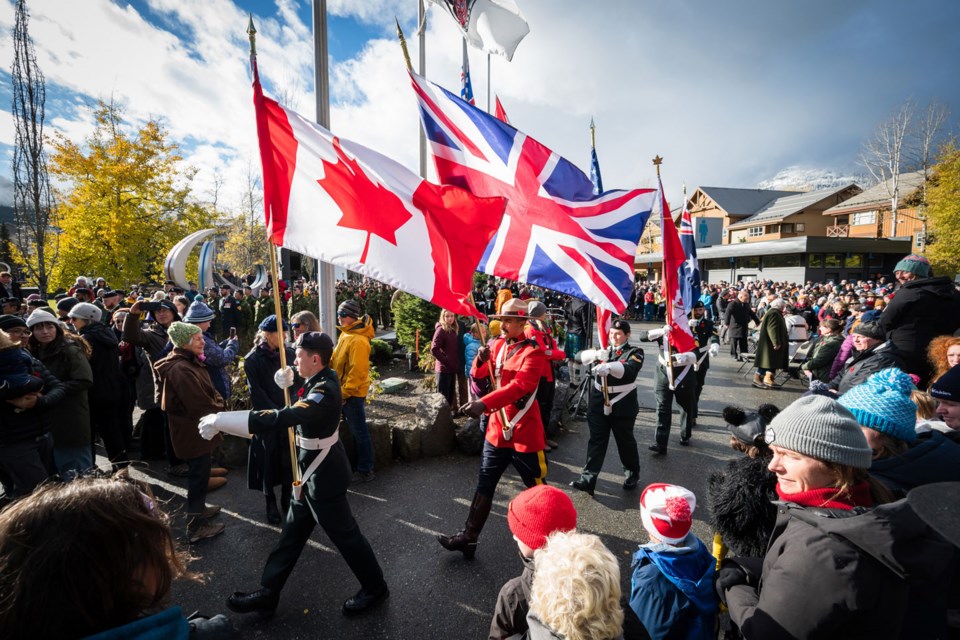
[764,395,873,469]
[851,321,884,341]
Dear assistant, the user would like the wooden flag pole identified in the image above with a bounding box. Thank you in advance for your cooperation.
[249,17,301,489]
[654,155,675,391]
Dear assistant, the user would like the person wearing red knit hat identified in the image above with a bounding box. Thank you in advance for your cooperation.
[629,483,717,640]
[489,485,577,640]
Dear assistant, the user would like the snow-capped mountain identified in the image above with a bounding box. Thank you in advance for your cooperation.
[757,166,870,192]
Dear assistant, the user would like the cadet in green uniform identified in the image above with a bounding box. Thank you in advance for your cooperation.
[569,319,644,496]
[254,289,275,327]
[198,332,388,618]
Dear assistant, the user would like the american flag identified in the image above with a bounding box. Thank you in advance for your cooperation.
[409,71,655,314]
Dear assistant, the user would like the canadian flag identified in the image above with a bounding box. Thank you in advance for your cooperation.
[656,177,696,353]
[253,66,505,318]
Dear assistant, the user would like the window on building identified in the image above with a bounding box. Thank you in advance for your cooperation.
[808,254,824,268]
[781,223,794,233]
[851,211,878,226]
[837,216,849,225]
[796,222,806,232]
[763,254,801,268]
[915,233,925,248]
[844,254,863,268]
[748,226,763,237]
[703,259,729,271]
[737,256,760,269]
[767,224,780,234]
[867,253,884,268]
[824,253,843,268]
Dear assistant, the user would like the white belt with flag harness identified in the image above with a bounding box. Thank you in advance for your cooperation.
[494,340,539,441]
[291,432,339,499]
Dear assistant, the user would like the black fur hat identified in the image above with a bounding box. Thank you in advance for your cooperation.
[723,404,780,446]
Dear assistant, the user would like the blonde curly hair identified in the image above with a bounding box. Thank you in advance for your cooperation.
[529,531,623,640]
[926,335,960,383]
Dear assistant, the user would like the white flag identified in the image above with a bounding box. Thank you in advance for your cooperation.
[428,0,530,61]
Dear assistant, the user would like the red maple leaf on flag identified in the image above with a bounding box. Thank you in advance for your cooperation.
[318,137,413,264]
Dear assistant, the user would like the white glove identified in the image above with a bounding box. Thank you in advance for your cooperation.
[578,349,601,365]
[595,361,625,378]
[708,343,720,358]
[273,366,295,389]
[647,324,672,340]
[662,324,673,335]
[198,411,251,440]
[672,352,697,367]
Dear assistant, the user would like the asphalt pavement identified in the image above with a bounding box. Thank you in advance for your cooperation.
[132,320,805,639]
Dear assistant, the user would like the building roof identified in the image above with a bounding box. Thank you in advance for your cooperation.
[823,170,926,215]
[697,186,798,217]
[635,236,911,265]
[727,183,860,230]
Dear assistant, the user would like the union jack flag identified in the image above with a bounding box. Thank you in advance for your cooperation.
[678,202,701,315]
[409,71,655,314]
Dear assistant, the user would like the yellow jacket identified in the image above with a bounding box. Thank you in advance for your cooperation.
[332,315,374,400]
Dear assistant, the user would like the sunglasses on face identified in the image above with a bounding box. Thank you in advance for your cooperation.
[291,323,302,328]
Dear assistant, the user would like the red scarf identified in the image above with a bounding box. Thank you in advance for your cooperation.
[776,481,873,510]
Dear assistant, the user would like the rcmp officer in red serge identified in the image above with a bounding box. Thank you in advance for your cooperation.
[569,318,644,496]
[197,332,388,618]
[438,298,548,560]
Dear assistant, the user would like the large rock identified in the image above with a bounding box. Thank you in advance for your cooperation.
[214,435,249,469]
[417,393,455,457]
[339,415,393,470]
[379,377,409,394]
[454,418,485,455]
[392,417,421,461]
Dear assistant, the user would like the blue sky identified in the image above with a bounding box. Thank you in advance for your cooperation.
[1,0,958,210]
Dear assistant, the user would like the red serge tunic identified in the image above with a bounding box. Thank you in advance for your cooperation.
[471,335,546,453]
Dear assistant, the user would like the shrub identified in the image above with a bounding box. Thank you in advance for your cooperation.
[393,292,440,358]
[370,338,393,365]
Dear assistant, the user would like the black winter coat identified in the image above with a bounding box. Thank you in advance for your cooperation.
[79,321,125,406]
[828,340,903,394]
[870,430,960,496]
[0,356,65,445]
[722,300,758,339]
[880,276,960,383]
[723,499,955,639]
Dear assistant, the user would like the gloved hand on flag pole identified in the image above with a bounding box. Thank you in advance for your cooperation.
[672,351,697,367]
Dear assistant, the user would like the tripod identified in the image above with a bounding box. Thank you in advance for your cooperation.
[566,363,591,419]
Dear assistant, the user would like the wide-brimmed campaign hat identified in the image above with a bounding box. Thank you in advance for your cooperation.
[490,298,530,319]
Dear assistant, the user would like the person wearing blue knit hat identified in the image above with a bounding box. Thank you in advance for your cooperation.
[841,368,960,496]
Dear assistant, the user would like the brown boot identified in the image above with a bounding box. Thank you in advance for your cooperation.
[207,477,228,492]
[752,374,765,389]
[437,493,493,560]
[763,372,776,388]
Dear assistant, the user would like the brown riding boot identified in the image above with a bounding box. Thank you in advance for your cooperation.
[763,372,776,388]
[437,493,493,560]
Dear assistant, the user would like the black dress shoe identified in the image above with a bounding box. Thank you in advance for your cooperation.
[342,585,389,617]
[569,479,595,497]
[265,498,281,525]
[679,437,691,446]
[648,444,667,455]
[622,476,639,490]
[226,588,279,616]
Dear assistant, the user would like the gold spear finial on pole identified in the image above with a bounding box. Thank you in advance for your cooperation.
[396,18,413,72]
[590,117,597,149]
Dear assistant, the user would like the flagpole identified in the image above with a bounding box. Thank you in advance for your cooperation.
[654,155,675,391]
[249,17,302,490]
[593,118,611,412]
[418,0,427,178]
[486,53,491,113]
